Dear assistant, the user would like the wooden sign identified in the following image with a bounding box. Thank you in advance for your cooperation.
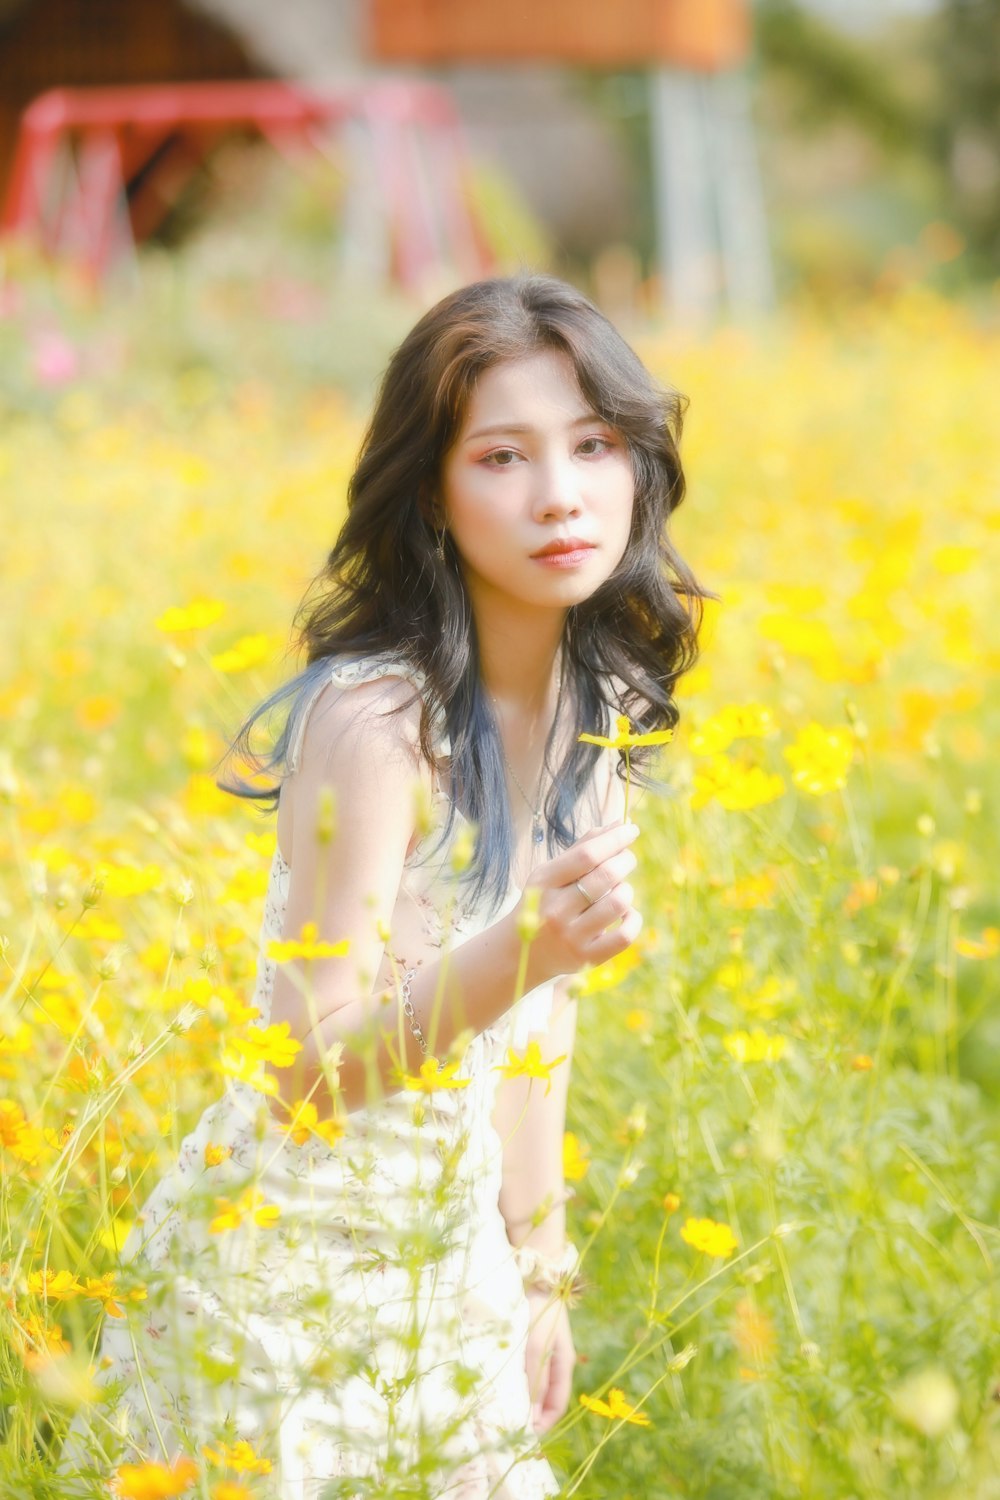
[369,0,751,73]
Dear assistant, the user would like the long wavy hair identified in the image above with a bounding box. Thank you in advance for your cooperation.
[219,273,716,910]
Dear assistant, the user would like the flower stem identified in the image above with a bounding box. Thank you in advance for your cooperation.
[623,750,631,825]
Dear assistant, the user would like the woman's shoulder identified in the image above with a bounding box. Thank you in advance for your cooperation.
[283,651,448,784]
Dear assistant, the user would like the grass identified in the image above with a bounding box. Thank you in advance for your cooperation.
[1,270,998,1497]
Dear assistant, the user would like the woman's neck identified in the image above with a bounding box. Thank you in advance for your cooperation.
[474,601,567,713]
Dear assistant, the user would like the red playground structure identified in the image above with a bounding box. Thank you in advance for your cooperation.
[0,78,496,289]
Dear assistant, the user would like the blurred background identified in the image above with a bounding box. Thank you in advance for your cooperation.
[1,0,997,396]
[3,9,1000,1496]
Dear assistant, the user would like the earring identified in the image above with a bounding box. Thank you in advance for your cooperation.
[435,526,447,562]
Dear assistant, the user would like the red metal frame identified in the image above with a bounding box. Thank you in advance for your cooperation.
[1,79,495,288]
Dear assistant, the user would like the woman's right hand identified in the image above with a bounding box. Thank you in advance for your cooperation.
[518,820,643,984]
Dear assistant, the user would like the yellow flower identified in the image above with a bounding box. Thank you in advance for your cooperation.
[217,1051,280,1097]
[562,1131,591,1182]
[111,1457,199,1498]
[209,1187,281,1235]
[202,1438,272,1475]
[955,926,1000,959]
[689,702,777,756]
[691,754,786,812]
[283,1099,345,1148]
[579,714,675,750]
[210,632,273,673]
[81,1273,126,1318]
[219,1022,302,1096]
[782,722,855,796]
[267,922,351,962]
[231,1021,302,1069]
[211,1483,254,1500]
[494,1042,567,1096]
[0,1099,48,1162]
[723,1029,788,1063]
[574,945,641,996]
[204,1143,233,1167]
[401,1057,471,1094]
[680,1216,738,1258]
[579,1387,651,1426]
[27,1269,84,1301]
[154,598,226,633]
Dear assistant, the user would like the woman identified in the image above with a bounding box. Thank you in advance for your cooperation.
[60,273,707,1498]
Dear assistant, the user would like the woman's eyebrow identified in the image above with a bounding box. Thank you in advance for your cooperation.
[464,413,604,442]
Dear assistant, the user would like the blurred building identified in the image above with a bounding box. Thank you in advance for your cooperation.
[1,0,774,318]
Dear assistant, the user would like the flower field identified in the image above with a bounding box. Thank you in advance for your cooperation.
[1,281,999,1498]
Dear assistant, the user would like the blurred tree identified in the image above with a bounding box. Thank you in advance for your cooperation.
[754,0,1000,280]
[927,0,1000,273]
[755,0,921,153]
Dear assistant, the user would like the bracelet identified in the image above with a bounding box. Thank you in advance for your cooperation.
[512,1239,582,1295]
[400,966,428,1055]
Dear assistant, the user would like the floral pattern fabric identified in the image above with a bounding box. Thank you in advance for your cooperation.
[59,657,560,1499]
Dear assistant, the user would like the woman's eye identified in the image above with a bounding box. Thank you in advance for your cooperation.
[578,436,614,456]
[483,449,520,467]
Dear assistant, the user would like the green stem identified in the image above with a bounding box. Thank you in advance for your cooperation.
[623,750,631,824]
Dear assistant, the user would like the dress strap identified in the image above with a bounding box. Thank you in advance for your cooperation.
[285,653,451,776]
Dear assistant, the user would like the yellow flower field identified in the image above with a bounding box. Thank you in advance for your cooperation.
[1,281,998,1497]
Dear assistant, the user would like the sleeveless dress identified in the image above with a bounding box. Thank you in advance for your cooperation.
[58,656,564,1500]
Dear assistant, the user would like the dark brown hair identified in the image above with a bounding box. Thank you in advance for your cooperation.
[221,273,716,908]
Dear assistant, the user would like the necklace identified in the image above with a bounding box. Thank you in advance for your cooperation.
[488,658,564,846]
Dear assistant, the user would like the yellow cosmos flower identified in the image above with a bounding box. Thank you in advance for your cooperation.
[204,1143,233,1167]
[579,714,675,751]
[401,1058,471,1094]
[111,1456,199,1498]
[562,1131,591,1182]
[782,722,855,796]
[81,1273,134,1318]
[27,1269,84,1301]
[210,632,273,673]
[955,926,1000,959]
[202,1438,272,1475]
[574,945,641,996]
[210,1483,254,1500]
[232,1022,302,1068]
[689,702,777,756]
[691,754,786,812]
[680,1216,738,1258]
[217,1052,280,1097]
[209,1186,281,1235]
[283,1099,345,1148]
[579,1387,651,1426]
[579,715,675,820]
[494,1042,567,1096]
[154,598,226,633]
[723,1029,788,1063]
[267,922,351,962]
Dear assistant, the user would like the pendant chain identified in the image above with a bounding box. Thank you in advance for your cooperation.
[488,658,564,846]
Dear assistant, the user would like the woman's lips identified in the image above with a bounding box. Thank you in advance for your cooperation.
[531,545,596,568]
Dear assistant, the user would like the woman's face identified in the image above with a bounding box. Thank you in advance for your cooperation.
[439,349,635,619]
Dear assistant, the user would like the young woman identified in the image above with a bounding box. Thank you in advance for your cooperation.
[60,274,707,1498]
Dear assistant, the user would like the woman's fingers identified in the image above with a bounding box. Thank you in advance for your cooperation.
[585,906,644,965]
[572,848,637,907]
[576,881,635,940]
[540,820,639,889]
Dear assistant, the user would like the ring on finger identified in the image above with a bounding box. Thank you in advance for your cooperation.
[575,878,597,907]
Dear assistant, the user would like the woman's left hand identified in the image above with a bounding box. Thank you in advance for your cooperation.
[524,1289,575,1434]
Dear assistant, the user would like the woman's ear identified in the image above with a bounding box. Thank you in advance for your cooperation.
[417,479,442,528]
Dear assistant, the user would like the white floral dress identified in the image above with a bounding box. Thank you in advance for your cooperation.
[59,656,563,1500]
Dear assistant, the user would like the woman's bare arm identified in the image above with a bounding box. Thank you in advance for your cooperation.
[265,676,641,1114]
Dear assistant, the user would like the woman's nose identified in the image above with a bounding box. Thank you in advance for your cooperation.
[533,457,582,520]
